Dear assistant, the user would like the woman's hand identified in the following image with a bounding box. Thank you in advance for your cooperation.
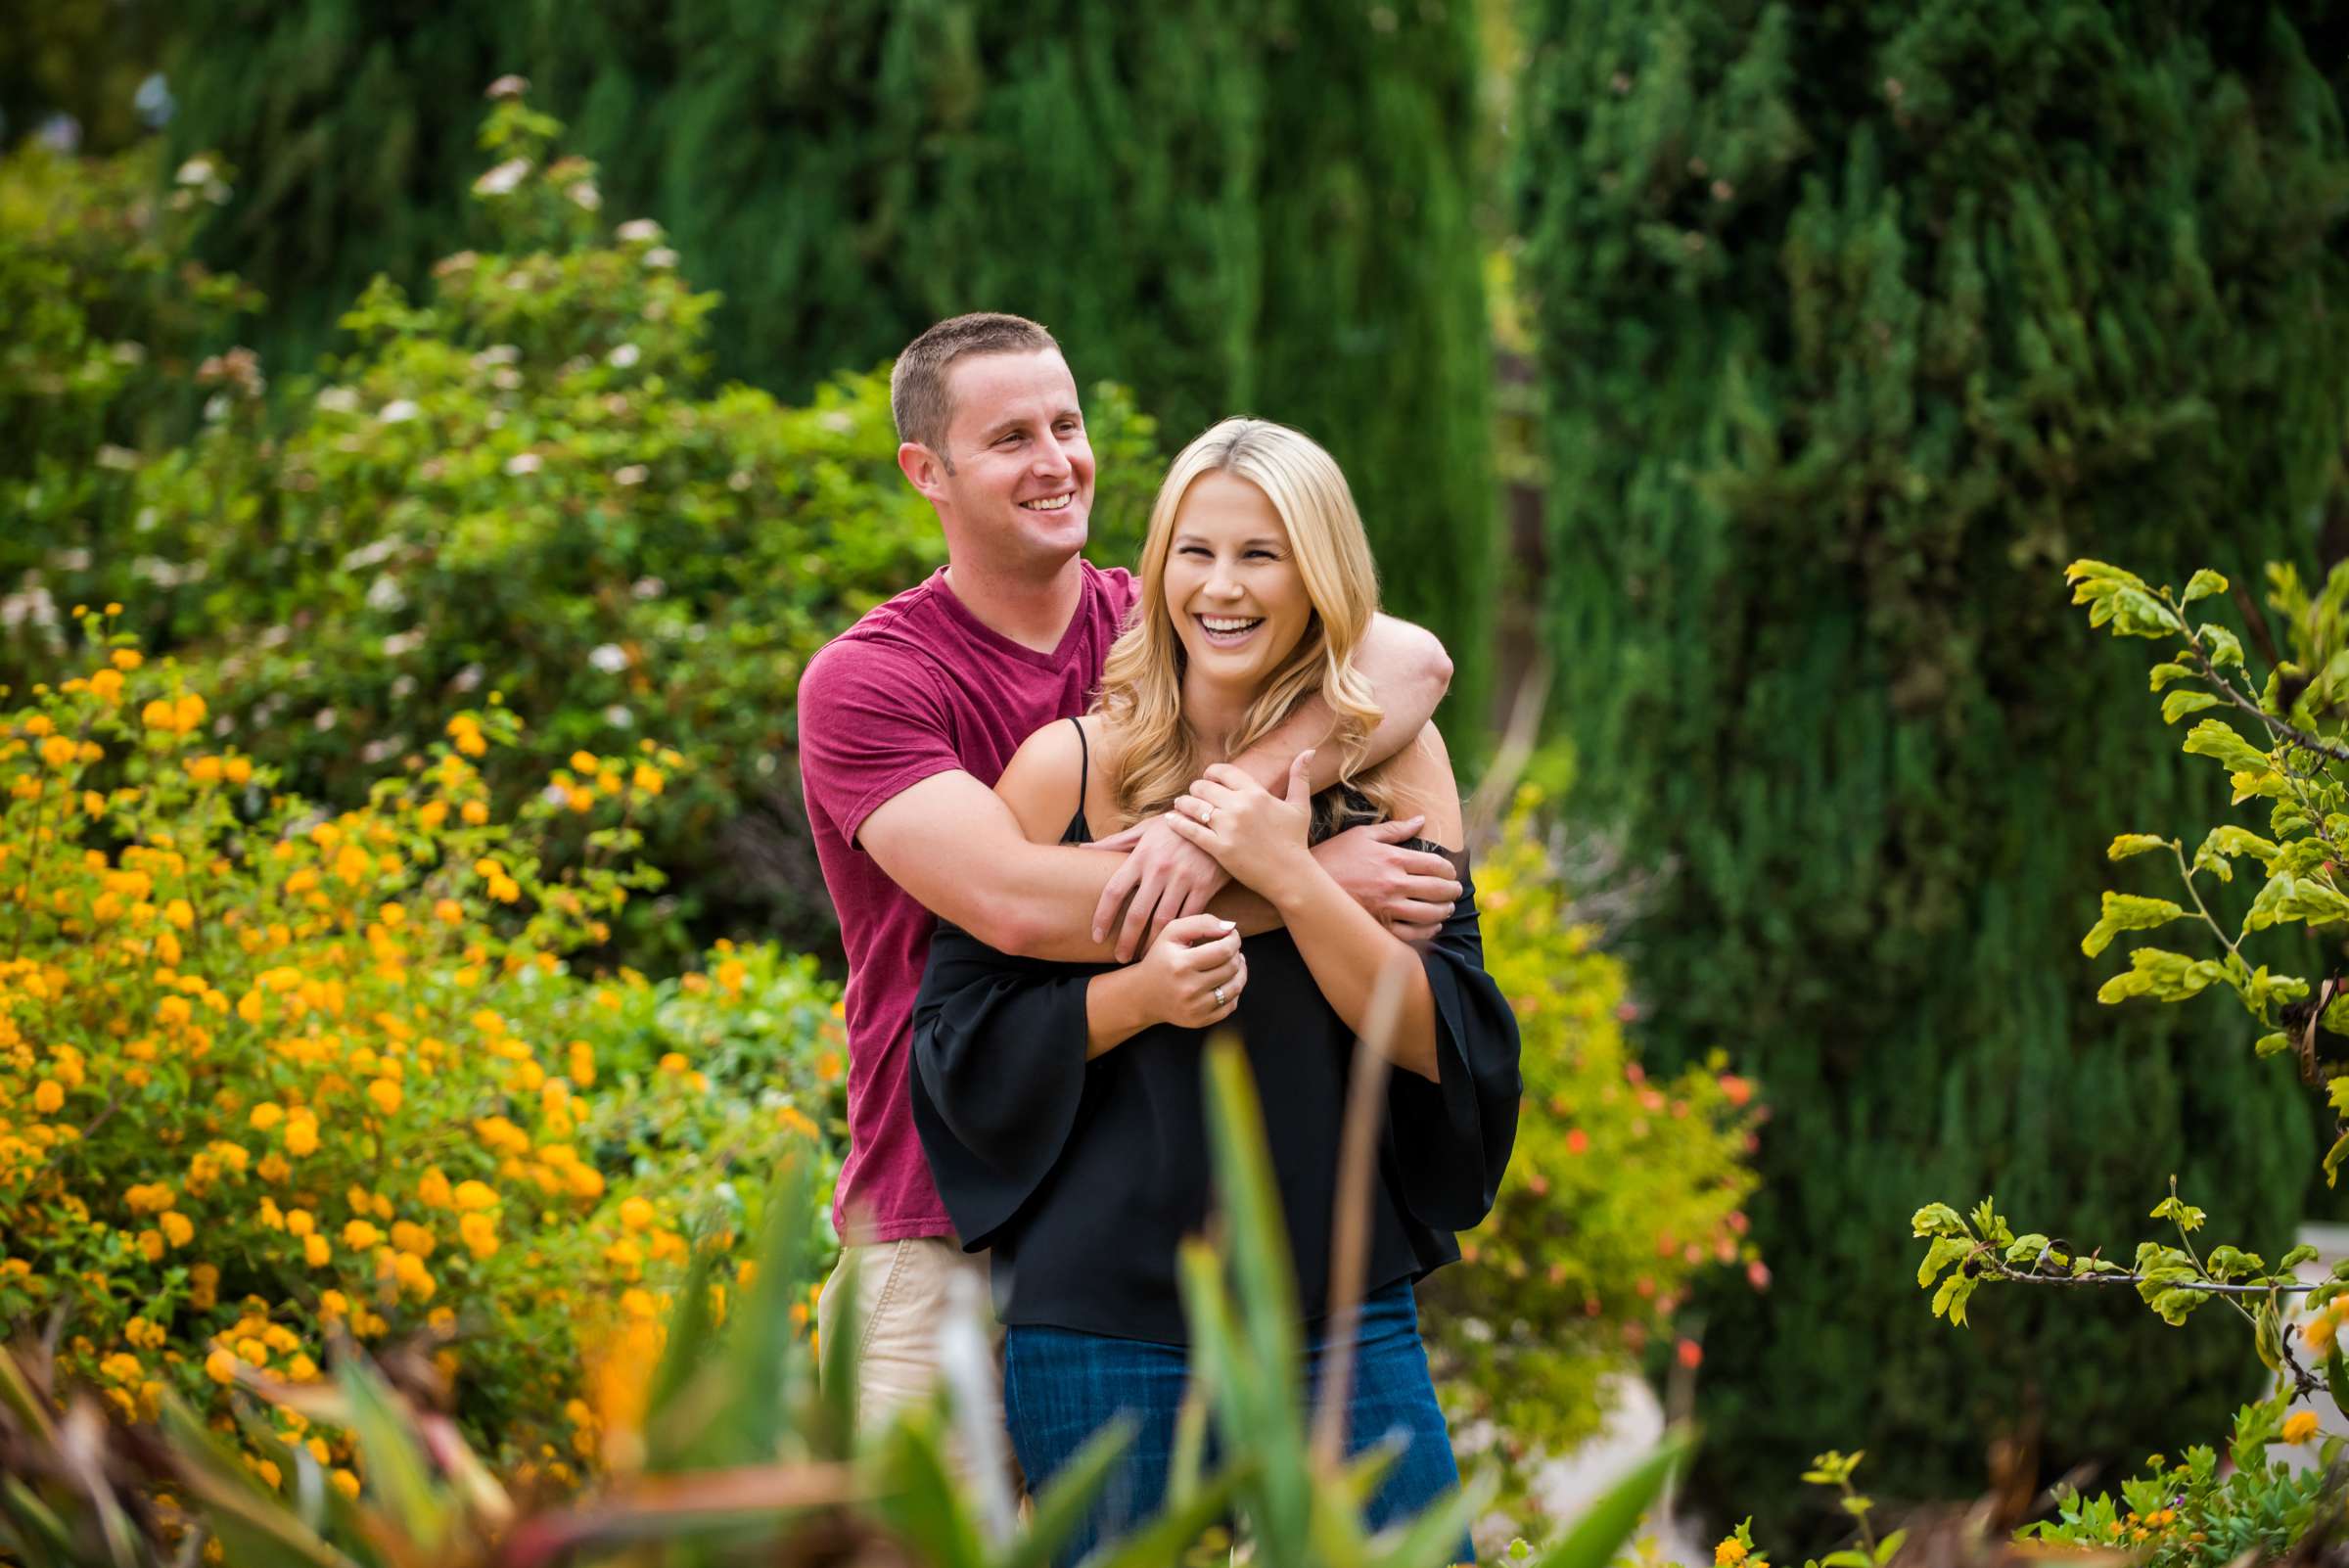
[1131,913,1248,1028]
[1166,751,1321,904]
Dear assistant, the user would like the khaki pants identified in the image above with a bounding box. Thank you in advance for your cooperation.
[818,1237,1008,1444]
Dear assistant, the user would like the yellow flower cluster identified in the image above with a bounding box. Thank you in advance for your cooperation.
[0,623,839,1499]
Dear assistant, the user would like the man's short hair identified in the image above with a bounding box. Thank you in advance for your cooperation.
[890,312,1062,468]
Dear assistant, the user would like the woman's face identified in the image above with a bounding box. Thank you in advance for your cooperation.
[1163,470,1313,690]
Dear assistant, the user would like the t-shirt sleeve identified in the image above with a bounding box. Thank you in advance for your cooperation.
[1384,851,1523,1232]
[1097,564,1140,626]
[797,641,964,849]
[909,926,1098,1252]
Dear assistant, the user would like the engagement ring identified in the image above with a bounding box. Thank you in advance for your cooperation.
[1213,985,1226,1005]
[1201,803,1215,825]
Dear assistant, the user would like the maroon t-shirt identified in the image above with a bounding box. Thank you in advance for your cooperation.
[798,561,1140,1241]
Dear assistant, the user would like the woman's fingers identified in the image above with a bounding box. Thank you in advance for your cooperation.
[1197,951,1243,992]
[1397,873,1465,904]
[1388,899,1454,927]
[1181,931,1242,970]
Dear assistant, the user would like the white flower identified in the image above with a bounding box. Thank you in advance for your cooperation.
[473,158,531,197]
[615,218,663,244]
[315,386,360,414]
[365,574,406,613]
[451,664,484,693]
[383,628,426,659]
[492,367,523,391]
[174,158,215,187]
[55,549,94,571]
[541,783,570,807]
[613,465,648,486]
[475,344,521,368]
[607,343,640,369]
[390,673,418,701]
[566,181,601,210]
[112,342,147,365]
[504,452,542,477]
[95,445,140,471]
[643,247,677,269]
[603,705,635,728]
[202,393,228,423]
[378,398,419,424]
[342,537,397,571]
[485,74,530,100]
[726,470,752,492]
[314,708,338,732]
[630,576,667,600]
[588,643,629,673]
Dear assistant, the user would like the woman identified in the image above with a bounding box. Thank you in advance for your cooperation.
[910,418,1519,1561]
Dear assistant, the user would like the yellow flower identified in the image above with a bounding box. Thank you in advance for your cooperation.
[111,648,143,671]
[343,1220,383,1250]
[160,1212,194,1247]
[367,1079,403,1115]
[330,1468,360,1499]
[185,756,223,785]
[204,1348,238,1385]
[453,1179,498,1212]
[88,668,124,702]
[631,763,665,796]
[619,1196,656,1232]
[32,1080,64,1115]
[2306,1313,2339,1354]
[570,751,601,773]
[461,801,489,825]
[304,1233,332,1268]
[418,1169,453,1209]
[459,1211,499,1259]
[284,1207,315,1237]
[2284,1409,2322,1444]
[38,736,77,770]
[285,1117,319,1157]
[249,1103,284,1130]
[223,756,253,785]
[1716,1542,1748,1568]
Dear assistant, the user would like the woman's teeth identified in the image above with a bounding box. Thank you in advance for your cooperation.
[1197,615,1264,645]
[1021,493,1074,511]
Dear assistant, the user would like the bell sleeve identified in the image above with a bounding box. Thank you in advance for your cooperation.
[1383,853,1522,1233]
[909,923,1099,1253]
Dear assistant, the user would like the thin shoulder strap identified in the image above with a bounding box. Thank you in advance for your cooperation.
[1068,716,1090,824]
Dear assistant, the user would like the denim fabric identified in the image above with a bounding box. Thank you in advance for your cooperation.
[1001,1282,1467,1568]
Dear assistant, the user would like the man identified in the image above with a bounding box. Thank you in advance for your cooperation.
[796,311,1463,1432]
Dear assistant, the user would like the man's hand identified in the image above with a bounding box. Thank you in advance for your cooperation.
[1313,816,1461,945]
[1087,814,1232,961]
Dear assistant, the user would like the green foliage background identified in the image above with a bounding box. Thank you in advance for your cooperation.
[154,1,1499,725]
[1515,0,2349,1529]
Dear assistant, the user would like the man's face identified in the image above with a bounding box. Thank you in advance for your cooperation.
[923,349,1094,565]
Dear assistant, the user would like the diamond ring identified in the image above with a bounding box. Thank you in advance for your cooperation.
[1200,802,1215,826]
[1213,985,1226,1006]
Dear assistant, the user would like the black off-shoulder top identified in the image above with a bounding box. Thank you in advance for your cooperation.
[908,720,1522,1345]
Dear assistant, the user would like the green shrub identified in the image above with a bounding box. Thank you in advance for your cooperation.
[7,96,1160,966]
[0,138,254,660]
[1424,793,1761,1530]
[0,610,845,1493]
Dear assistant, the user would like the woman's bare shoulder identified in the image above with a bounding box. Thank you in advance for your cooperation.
[994,718,1090,844]
[1371,721,1464,848]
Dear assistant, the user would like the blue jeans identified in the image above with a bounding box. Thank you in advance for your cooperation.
[1001,1282,1466,1567]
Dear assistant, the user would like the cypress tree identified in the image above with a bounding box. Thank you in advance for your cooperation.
[1517,0,2349,1527]
[162,1,1497,723]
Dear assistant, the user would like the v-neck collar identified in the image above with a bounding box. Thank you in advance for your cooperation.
[930,564,1096,672]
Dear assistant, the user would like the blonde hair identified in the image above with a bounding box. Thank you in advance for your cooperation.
[1096,417,1407,831]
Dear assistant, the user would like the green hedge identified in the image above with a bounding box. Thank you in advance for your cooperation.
[1515,0,2349,1531]
[159,1,1498,726]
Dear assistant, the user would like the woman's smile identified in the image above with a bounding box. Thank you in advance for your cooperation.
[1194,612,1266,648]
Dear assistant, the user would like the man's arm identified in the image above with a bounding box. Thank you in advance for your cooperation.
[859,769,1280,962]
[1089,613,1453,954]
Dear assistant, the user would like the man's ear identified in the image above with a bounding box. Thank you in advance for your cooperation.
[898,440,948,499]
